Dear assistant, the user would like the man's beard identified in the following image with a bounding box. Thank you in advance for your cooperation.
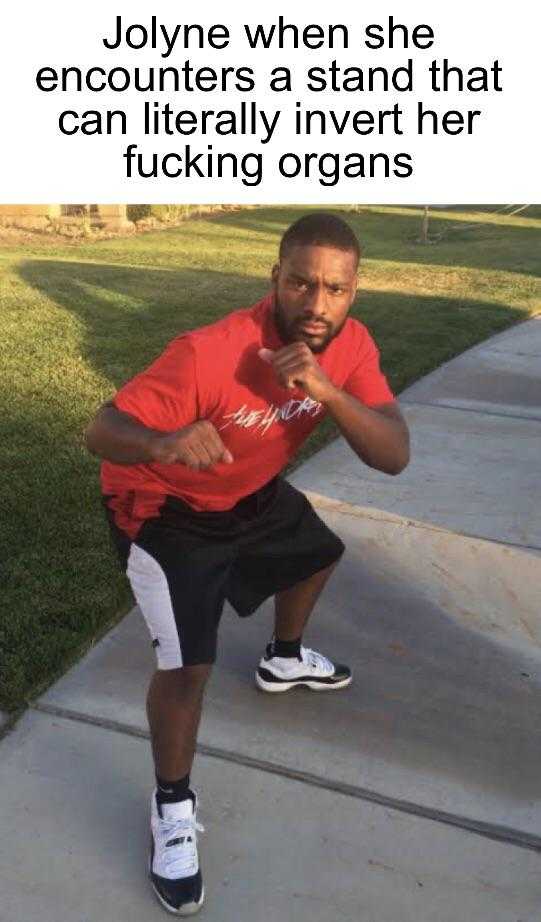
[273,297,344,353]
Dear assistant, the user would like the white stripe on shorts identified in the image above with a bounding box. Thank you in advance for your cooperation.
[126,543,183,670]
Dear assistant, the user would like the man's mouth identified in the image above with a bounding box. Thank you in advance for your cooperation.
[296,320,329,336]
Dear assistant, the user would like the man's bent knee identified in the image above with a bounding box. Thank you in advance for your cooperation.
[150,663,212,698]
[306,557,341,582]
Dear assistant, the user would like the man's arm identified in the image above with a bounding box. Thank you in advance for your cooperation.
[259,344,410,476]
[85,402,233,469]
[85,402,163,464]
[321,390,409,475]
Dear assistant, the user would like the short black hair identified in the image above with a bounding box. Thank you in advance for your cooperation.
[279,212,361,264]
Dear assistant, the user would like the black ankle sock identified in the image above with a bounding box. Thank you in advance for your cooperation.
[272,636,302,658]
[156,773,191,804]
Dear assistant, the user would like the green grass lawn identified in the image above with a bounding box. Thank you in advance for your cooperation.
[1,205,540,712]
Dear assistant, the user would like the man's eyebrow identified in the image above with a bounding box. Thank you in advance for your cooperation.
[287,271,312,281]
[287,271,349,286]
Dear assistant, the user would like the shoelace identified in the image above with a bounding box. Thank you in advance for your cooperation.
[160,815,205,876]
[301,646,333,673]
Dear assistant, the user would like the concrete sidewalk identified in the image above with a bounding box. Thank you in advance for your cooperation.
[2,318,541,921]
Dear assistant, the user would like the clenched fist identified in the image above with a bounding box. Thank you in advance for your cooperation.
[258,344,336,404]
[150,420,233,470]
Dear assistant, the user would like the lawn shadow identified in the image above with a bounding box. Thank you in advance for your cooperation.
[19,258,525,398]
[19,260,270,391]
[204,205,541,277]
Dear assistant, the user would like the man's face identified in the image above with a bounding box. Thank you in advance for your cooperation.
[272,244,359,353]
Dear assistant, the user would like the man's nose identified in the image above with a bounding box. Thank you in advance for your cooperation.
[304,283,327,315]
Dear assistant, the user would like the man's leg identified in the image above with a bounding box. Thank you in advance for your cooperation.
[273,561,338,641]
[146,663,211,915]
[256,559,351,692]
[105,510,227,915]
[146,663,212,782]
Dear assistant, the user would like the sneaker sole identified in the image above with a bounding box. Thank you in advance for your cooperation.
[149,847,205,916]
[150,881,205,916]
[255,671,352,693]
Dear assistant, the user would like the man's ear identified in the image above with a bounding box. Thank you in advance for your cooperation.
[271,262,280,285]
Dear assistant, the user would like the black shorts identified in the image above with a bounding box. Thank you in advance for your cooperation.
[104,477,344,669]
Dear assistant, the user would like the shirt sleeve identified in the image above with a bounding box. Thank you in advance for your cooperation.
[342,327,395,407]
[112,335,198,431]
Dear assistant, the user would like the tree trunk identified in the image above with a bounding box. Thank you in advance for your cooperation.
[421,206,430,244]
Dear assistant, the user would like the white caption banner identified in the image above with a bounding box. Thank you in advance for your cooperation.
[0,0,539,202]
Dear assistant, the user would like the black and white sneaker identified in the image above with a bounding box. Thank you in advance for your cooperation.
[149,790,205,916]
[256,643,352,692]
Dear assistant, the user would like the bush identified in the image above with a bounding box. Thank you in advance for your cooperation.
[127,205,242,225]
[127,205,151,222]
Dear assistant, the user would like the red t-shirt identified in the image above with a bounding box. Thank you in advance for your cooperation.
[101,293,394,537]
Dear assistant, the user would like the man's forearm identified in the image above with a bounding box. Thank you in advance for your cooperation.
[85,404,234,469]
[322,387,410,475]
[85,404,159,464]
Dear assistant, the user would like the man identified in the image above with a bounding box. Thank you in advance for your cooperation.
[85,212,410,915]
